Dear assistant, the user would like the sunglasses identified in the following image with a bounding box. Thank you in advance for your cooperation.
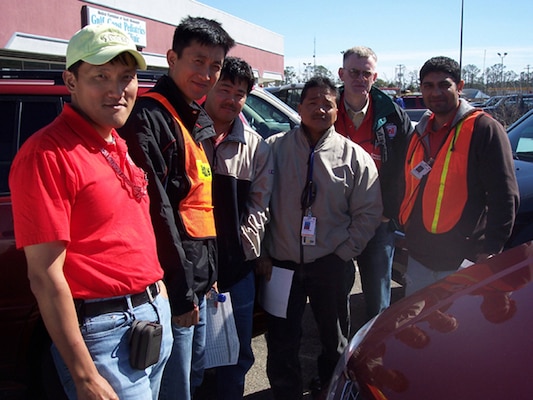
[345,68,374,79]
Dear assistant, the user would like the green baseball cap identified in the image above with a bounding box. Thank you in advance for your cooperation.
[66,24,147,70]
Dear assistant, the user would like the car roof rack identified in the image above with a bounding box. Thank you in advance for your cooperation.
[0,69,164,84]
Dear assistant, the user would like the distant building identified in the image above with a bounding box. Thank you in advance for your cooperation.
[0,0,284,85]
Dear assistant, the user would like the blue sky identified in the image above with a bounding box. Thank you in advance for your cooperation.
[199,0,533,83]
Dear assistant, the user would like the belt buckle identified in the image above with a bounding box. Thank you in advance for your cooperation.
[146,282,158,303]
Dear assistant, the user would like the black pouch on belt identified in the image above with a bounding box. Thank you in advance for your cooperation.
[129,320,162,369]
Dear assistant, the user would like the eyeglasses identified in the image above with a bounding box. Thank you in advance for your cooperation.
[345,68,374,80]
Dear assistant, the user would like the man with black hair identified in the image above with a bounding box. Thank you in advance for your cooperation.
[202,56,273,400]
[10,24,173,399]
[262,76,382,400]
[399,56,519,295]
[119,16,235,400]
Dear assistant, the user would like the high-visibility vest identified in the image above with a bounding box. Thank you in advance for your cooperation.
[399,111,481,233]
[141,92,216,239]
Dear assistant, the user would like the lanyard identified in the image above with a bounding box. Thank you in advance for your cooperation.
[307,146,315,182]
[100,147,147,201]
[300,145,316,211]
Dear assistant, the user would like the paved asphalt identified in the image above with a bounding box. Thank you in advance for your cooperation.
[196,269,405,399]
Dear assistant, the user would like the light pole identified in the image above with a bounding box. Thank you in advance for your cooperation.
[497,52,507,93]
[303,62,311,81]
[459,0,464,75]
[395,64,405,90]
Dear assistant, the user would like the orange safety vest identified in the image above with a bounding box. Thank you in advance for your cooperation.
[141,92,216,239]
[399,111,481,234]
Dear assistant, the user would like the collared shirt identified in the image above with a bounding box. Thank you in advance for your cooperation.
[424,108,459,160]
[10,104,163,299]
[344,97,370,129]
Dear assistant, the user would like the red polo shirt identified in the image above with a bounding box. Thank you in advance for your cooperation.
[10,104,163,299]
[336,96,382,170]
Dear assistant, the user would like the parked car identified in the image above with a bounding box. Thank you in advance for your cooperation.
[480,95,505,109]
[506,108,533,247]
[401,94,425,110]
[327,241,533,400]
[264,82,304,111]
[404,108,427,124]
[329,106,533,400]
[243,86,300,138]
[482,94,533,126]
[468,97,491,107]
[0,69,292,397]
[401,94,427,124]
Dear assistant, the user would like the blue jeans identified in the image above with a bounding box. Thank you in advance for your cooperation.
[52,291,173,400]
[216,270,256,400]
[404,256,455,297]
[159,296,206,400]
[356,221,395,319]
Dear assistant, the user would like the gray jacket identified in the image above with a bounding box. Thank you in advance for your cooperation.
[265,125,382,263]
[203,117,273,289]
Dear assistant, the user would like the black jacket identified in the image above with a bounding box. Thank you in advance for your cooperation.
[119,75,217,316]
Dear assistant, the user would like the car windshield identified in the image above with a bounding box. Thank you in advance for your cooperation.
[508,111,533,161]
[265,84,304,110]
[242,89,300,139]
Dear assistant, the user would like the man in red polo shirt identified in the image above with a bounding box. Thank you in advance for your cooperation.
[9,24,173,399]
[336,46,413,323]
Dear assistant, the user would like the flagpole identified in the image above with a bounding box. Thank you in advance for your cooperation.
[459,0,464,77]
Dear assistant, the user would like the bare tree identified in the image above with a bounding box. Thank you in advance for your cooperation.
[485,64,502,91]
[462,64,481,86]
[406,71,419,92]
[283,66,297,84]
[313,65,334,80]
[282,62,526,95]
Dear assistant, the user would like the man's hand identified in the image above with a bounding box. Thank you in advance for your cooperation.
[173,305,199,327]
[255,256,273,281]
[77,375,119,400]
[24,241,118,400]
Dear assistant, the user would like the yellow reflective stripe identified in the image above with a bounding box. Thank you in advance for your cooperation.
[430,120,465,233]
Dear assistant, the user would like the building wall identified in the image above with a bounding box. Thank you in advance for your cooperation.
[0,0,284,82]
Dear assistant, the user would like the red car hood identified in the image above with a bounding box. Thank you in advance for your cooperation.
[350,242,533,399]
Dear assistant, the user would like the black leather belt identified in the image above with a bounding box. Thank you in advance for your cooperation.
[75,282,159,321]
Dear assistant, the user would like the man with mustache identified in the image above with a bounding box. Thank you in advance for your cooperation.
[202,56,273,400]
[399,56,519,295]
[262,76,382,400]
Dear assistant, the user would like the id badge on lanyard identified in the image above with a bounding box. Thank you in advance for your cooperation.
[301,146,317,246]
[301,213,316,246]
[410,160,432,179]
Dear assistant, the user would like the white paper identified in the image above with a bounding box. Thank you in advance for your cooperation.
[458,258,475,270]
[259,266,294,318]
[204,292,240,369]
